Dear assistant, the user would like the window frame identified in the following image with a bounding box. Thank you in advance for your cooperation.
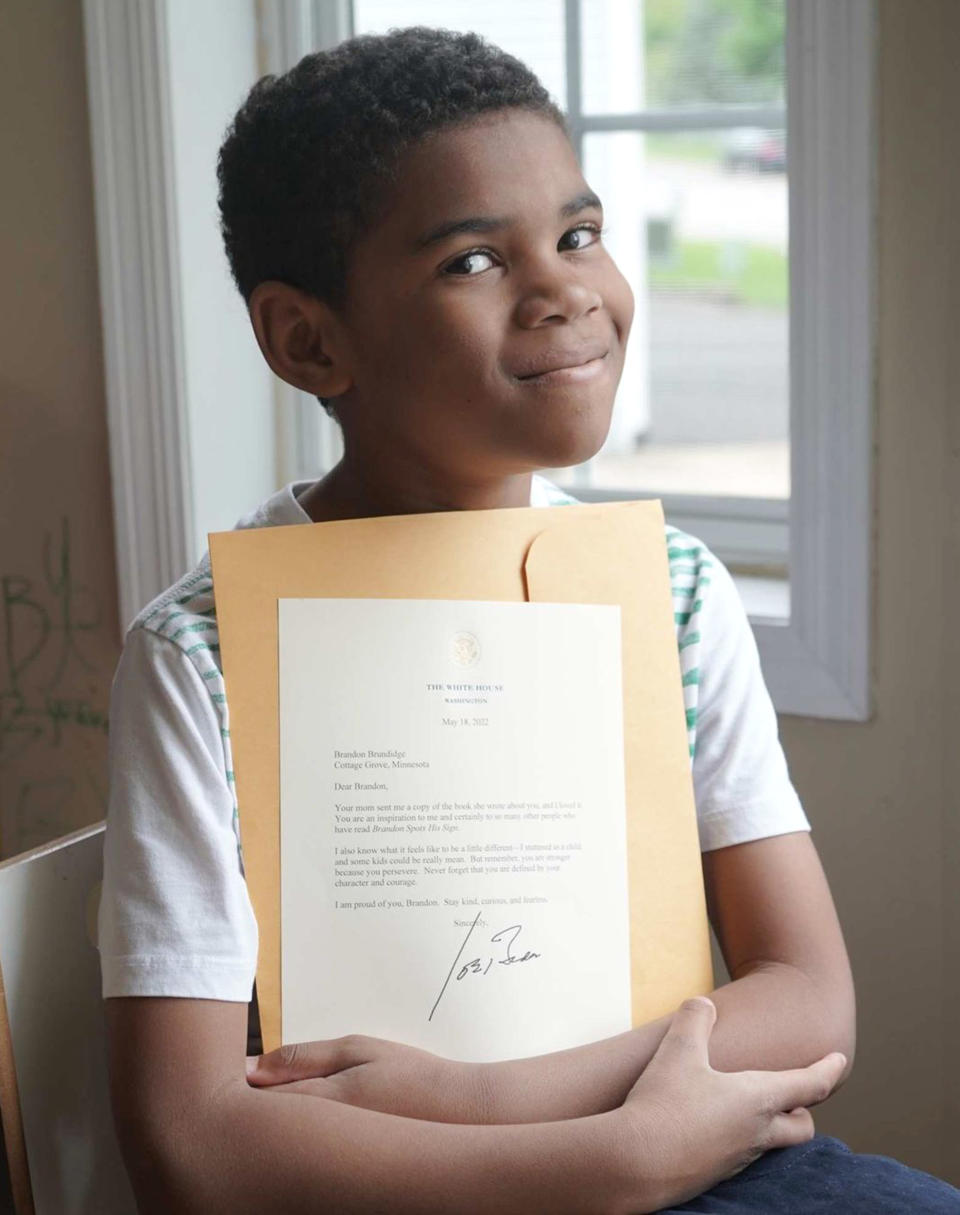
[83,0,874,719]
[766,0,874,720]
[560,0,876,719]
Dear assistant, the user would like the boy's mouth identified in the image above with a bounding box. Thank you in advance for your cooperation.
[514,348,609,383]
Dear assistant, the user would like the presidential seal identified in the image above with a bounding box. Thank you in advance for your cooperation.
[450,631,481,668]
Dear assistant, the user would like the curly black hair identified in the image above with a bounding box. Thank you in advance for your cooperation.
[217,26,567,314]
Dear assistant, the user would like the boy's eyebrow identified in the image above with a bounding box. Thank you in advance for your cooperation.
[412,190,603,251]
[558,190,604,218]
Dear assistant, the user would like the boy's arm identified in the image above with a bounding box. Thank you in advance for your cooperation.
[250,832,855,1128]
[468,830,855,1124]
[107,991,843,1214]
[107,995,640,1215]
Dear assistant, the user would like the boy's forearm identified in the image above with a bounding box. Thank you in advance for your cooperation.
[474,961,855,1124]
[703,962,855,1076]
[141,1080,640,1215]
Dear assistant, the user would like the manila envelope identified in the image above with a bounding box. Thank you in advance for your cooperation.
[209,499,713,1054]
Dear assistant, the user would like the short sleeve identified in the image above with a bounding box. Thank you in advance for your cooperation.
[691,557,810,852]
[98,627,258,1000]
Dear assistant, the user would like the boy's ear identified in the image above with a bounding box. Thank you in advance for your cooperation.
[247,282,353,399]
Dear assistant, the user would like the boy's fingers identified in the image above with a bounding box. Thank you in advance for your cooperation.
[659,997,717,1062]
[767,1052,847,1111]
[246,1038,350,1085]
[768,1106,816,1150]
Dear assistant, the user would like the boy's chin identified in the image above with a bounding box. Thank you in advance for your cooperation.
[524,415,613,472]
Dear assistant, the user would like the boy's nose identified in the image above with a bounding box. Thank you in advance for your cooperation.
[513,276,603,328]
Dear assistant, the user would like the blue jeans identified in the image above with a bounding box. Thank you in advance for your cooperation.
[656,1136,960,1212]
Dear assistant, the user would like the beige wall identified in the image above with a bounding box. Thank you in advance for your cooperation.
[0,0,120,858]
[781,0,960,1182]
[0,0,957,1186]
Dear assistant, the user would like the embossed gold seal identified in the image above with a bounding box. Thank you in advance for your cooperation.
[450,631,481,668]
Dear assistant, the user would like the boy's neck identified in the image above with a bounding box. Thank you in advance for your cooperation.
[297,458,536,523]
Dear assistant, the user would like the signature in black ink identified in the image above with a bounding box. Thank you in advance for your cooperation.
[429,914,541,1021]
[455,924,541,979]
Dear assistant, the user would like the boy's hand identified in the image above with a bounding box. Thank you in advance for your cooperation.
[616,997,847,1212]
[246,1033,482,1124]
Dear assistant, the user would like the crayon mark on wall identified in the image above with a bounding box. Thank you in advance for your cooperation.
[0,518,113,855]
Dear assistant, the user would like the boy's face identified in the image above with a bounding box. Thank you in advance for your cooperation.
[335,108,634,479]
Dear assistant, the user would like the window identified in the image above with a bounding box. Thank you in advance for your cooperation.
[84,0,873,718]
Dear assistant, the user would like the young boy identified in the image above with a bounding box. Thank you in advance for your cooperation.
[98,26,960,1214]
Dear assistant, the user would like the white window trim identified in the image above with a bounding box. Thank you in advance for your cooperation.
[82,0,195,631]
[83,0,873,719]
[771,0,874,720]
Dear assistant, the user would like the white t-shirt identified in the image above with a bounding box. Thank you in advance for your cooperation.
[99,475,809,1002]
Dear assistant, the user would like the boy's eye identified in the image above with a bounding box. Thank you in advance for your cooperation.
[441,224,603,276]
[443,250,498,276]
[559,223,603,251]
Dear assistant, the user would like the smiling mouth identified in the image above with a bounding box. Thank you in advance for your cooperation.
[516,351,609,383]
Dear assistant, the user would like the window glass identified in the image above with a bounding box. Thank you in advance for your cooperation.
[569,127,789,498]
[352,0,567,103]
[581,0,786,114]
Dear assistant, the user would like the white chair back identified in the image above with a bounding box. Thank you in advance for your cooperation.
[0,823,135,1213]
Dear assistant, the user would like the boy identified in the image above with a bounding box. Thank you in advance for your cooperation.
[99,26,959,1214]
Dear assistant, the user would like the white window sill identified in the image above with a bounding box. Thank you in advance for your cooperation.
[733,574,790,625]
